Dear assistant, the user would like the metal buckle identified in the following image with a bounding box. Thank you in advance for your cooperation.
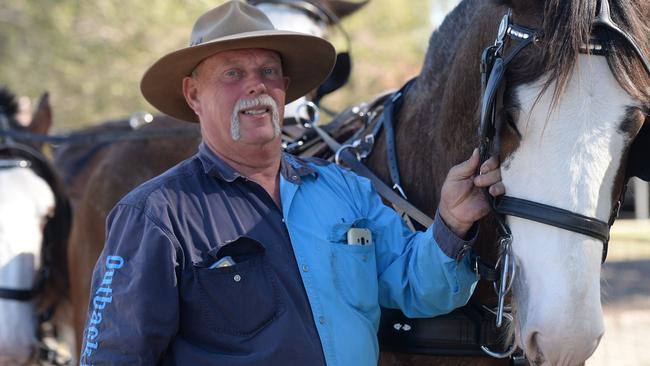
[392,183,407,199]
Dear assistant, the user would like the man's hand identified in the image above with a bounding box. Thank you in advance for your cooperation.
[438,148,505,238]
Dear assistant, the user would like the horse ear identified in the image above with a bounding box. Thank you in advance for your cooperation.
[324,0,369,19]
[28,92,52,137]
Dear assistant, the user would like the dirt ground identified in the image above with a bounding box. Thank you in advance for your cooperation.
[588,220,650,366]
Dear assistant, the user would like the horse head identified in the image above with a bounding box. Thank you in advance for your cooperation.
[0,88,71,365]
[370,0,648,364]
[484,0,649,363]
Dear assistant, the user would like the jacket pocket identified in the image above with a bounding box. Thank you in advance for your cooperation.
[329,218,379,313]
[193,237,281,337]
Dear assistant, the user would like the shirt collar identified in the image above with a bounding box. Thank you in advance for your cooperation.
[198,142,317,184]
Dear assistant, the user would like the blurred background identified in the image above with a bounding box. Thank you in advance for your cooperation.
[2,1,648,365]
[0,0,460,130]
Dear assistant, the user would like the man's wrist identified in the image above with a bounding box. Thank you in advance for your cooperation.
[438,206,473,238]
[432,210,478,261]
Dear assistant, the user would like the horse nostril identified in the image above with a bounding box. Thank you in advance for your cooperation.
[525,330,603,365]
[525,331,546,365]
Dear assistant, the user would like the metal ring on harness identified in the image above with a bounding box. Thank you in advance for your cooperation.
[295,101,321,128]
[479,305,518,358]
[334,144,361,165]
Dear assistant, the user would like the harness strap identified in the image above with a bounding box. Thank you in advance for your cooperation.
[312,123,434,227]
[380,78,417,197]
[0,287,39,301]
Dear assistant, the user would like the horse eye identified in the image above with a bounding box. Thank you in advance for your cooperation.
[504,108,522,139]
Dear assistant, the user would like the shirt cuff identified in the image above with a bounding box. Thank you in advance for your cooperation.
[432,210,478,261]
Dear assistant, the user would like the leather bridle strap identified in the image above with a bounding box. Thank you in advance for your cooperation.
[380,78,416,198]
[592,0,650,76]
[0,287,39,301]
[494,196,610,243]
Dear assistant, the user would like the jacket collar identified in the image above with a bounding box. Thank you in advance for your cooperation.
[197,142,317,184]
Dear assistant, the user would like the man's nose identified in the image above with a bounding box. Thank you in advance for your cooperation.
[247,80,267,96]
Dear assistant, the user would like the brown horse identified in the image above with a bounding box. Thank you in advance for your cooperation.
[370,0,650,365]
[55,0,369,356]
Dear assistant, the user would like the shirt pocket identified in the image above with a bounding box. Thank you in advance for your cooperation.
[329,218,379,314]
[192,236,282,337]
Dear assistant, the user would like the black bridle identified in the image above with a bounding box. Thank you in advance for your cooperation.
[479,0,650,264]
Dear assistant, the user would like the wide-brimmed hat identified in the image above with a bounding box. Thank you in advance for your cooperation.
[141,0,336,123]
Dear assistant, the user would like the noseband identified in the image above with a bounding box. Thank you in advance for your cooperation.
[479,0,650,263]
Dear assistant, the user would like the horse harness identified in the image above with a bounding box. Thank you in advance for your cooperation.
[0,110,73,366]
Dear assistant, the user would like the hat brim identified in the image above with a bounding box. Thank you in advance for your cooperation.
[141,30,336,123]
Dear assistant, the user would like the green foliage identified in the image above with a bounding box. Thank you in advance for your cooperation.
[0,0,435,130]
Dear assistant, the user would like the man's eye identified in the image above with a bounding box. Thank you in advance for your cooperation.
[224,70,241,78]
[263,68,277,76]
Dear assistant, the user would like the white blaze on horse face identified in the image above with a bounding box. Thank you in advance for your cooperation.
[503,55,635,365]
[0,167,54,365]
[256,3,329,120]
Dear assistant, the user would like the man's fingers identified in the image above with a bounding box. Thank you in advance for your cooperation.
[473,168,501,187]
[488,182,506,197]
[450,148,479,179]
[479,156,499,174]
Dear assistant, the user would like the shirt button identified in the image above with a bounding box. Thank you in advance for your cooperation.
[319,316,326,325]
[291,175,298,181]
[233,274,241,282]
[281,218,286,223]
[302,265,309,272]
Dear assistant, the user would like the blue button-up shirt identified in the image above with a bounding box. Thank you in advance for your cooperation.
[80,143,477,366]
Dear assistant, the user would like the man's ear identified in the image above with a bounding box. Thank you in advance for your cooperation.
[182,76,201,115]
[283,76,291,91]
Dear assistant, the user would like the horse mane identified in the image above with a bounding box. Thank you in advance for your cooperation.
[505,0,650,108]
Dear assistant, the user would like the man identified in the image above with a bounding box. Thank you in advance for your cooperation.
[79,1,504,365]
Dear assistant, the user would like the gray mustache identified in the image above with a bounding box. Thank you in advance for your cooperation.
[231,95,281,141]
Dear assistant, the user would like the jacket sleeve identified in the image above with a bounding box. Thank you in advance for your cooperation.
[79,203,180,365]
[345,172,478,318]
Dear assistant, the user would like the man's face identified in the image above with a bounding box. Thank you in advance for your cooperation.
[183,48,290,155]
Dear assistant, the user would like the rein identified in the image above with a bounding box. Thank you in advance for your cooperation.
[0,124,200,146]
